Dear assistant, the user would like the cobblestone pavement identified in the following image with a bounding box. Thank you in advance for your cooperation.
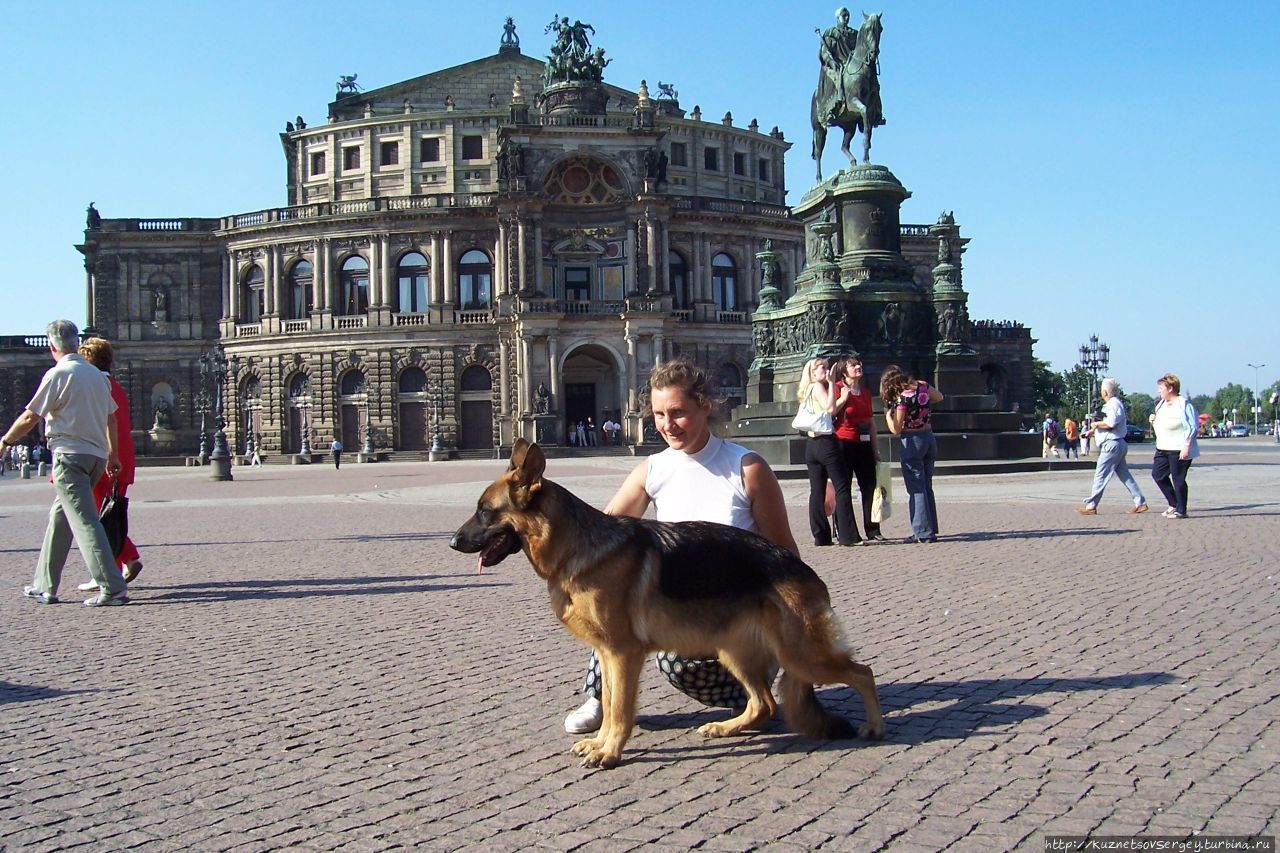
[2,441,1277,851]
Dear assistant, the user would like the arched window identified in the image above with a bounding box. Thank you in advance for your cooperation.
[457,249,492,310]
[339,370,366,397]
[338,256,369,316]
[398,367,427,394]
[288,373,311,398]
[668,250,689,308]
[241,266,265,322]
[460,365,492,392]
[712,252,737,312]
[286,260,313,320]
[397,252,430,313]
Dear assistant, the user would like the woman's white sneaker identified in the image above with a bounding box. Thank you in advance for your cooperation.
[564,697,603,733]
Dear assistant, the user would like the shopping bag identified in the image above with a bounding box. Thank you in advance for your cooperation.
[99,482,129,559]
[871,461,893,523]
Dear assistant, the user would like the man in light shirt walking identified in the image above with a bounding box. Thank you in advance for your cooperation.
[0,320,128,606]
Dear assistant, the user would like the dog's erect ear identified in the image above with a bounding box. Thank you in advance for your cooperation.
[511,440,546,489]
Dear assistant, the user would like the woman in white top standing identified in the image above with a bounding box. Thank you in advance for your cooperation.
[564,357,800,734]
[1149,373,1200,518]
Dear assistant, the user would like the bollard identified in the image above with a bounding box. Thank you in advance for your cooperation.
[38,461,48,478]
[20,463,31,479]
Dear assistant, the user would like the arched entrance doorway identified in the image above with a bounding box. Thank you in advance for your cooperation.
[458,365,493,450]
[285,374,312,454]
[337,369,365,450]
[561,344,622,446]
[397,366,429,450]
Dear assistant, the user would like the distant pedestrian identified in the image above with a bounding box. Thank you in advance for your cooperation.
[1042,416,1060,458]
[1,320,129,606]
[1063,417,1080,459]
[1078,378,1147,515]
[576,420,587,447]
[250,447,263,467]
[586,417,598,446]
[1149,373,1199,518]
[330,438,343,469]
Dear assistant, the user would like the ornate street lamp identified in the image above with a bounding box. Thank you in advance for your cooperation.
[299,401,313,457]
[1247,362,1266,436]
[1078,334,1110,417]
[201,345,233,481]
[361,385,378,459]
[195,386,211,464]
[429,385,445,462]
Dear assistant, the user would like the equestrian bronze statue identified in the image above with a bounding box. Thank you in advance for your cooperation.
[811,9,885,181]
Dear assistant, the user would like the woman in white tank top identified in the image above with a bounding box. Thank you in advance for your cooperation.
[563,357,799,734]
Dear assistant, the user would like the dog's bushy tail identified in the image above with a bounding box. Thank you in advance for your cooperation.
[780,673,857,740]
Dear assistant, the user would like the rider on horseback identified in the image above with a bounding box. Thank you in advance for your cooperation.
[818,7,859,123]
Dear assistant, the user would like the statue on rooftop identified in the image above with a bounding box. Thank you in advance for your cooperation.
[502,16,520,47]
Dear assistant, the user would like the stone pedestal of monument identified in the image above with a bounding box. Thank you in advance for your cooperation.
[731,164,1039,464]
[149,427,177,455]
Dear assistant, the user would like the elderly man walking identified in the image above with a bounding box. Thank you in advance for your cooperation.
[1077,377,1148,516]
[0,320,128,606]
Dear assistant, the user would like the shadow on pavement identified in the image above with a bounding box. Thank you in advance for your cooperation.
[0,680,114,705]
[940,528,1138,542]
[135,574,509,603]
[629,671,1177,760]
[140,531,457,548]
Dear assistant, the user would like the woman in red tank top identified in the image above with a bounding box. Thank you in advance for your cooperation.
[833,355,884,541]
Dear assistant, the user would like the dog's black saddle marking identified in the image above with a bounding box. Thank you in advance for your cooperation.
[631,520,818,602]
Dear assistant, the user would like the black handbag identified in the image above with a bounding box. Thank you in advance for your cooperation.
[99,481,129,559]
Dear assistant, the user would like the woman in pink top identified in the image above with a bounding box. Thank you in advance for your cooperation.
[880,364,944,543]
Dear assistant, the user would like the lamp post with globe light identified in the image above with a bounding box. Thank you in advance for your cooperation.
[200,346,233,481]
[1247,363,1265,436]
[1078,335,1110,417]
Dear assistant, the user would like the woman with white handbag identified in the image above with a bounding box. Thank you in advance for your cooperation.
[794,357,859,546]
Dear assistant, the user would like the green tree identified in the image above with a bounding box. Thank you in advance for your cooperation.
[1126,392,1155,429]
[1032,358,1063,418]
[1191,393,1213,418]
[1056,366,1094,421]
[1212,383,1251,423]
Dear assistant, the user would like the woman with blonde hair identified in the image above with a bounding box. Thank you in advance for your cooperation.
[1150,373,1199,518]
[797,357,860,546]
[880,364,944,543]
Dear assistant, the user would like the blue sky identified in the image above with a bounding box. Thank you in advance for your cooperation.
[3,0,1277,399]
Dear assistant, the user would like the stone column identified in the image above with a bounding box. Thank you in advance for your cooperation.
[498,336,510,417]
[311,242,325,313]
[519,333,532,413]
[516,218,527,294]
[263,247,277,316]
[548,335,560,409]
[659,221,670,294]
[495,219,508,296]
[702,236,713,304]
[625,222,637,296]
[646,215,658,294]
[442,234,454,307]
[625,333,637,411]
[430,233,443,304]
[367,239,380,309]
[653,331,665,366]
[222,252,232,321]
[533,219,544,294]
[379,234,393,309]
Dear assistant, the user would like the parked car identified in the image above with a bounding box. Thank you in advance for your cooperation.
[1230,424,1250,437]
[1124,424,1147,442]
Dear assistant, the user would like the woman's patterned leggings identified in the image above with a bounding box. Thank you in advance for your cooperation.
[581,650,749,708]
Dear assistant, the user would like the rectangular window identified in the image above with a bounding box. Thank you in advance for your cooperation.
[565,267,590,301]
[703,147,719,171]
[379,141,399,166]
[758,158,770,182]
[342,146,361,171]
[670,143,687,167]
[461,135,484,160]
[310,151,326,177]
[420,137,440,162]
[733,153,746,176]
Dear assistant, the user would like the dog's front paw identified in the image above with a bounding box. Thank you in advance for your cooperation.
[697,721,734,739]
[571,737,602,757]
[580,747,622,770]
[859,720,885,740]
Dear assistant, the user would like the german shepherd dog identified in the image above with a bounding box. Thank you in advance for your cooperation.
[450,439,885,769]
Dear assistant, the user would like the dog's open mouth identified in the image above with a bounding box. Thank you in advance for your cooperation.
[477,528,521,572]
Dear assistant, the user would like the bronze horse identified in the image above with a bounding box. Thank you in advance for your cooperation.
[812,12,884,181]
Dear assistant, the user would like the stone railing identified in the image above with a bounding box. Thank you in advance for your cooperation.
[222,194,498,230]
[236,323,262,336]
[0,334,49,349]
[283,320,310,333]
[336,315,367,330]
[671,309,693,322]
[972,322,1031,340]
[537,114,634,129]
[671,197,790,219]
[716,310,748,324]
[457,311,492,325]
[393,313,427,326]
[900,224,932,237]
[565,300,626,316]
[91,218,220,234]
